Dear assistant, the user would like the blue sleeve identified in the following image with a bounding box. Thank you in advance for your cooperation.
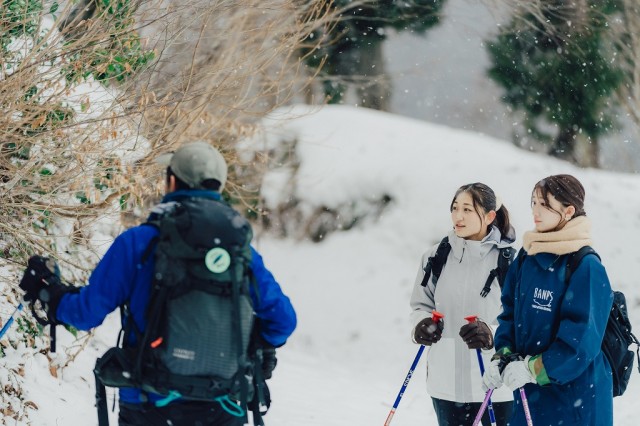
[542,256,613,384]
[494,257,519,352]
[249,246,297,347]
[56,227,156,330]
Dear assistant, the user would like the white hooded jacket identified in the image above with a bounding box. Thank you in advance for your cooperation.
[409,226,514,403]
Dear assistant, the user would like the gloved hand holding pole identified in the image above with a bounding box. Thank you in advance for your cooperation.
[464,315,497,426]
[475,353,535,426]
[384,310,444,426]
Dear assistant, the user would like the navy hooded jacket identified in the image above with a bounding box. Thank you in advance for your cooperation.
[56,190,297,404]
[494,250,613,426]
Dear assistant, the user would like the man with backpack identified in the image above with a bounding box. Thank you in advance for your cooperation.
[19,141,297,426]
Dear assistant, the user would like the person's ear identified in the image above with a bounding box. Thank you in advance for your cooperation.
[564,205,576,220]
[166,174,177,193]
[485,210,497,225]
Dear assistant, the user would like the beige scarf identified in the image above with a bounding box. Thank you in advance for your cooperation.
[523,216,592,255]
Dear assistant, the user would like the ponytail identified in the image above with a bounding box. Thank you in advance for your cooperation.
[494,204,513,242]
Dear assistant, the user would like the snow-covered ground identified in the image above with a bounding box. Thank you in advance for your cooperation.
[2,104,640,425]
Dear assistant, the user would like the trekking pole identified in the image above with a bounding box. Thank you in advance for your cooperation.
[473,388,494,426]
[465,315,497,426]
[519,387,533,426]
[0,302,24,340]
[384,310,444,426]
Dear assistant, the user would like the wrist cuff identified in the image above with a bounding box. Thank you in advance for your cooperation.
[527,354,550,385]
[491,346,512,361]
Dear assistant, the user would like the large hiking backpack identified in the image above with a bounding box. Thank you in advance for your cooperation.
[420,236,515,297]
[94,197,266,424]
[517,246,640,397]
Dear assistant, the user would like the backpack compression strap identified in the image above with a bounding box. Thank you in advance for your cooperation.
[95,369,109,426]
[420,237,451,287]
[249,325,270,426]
[230,248,251,420]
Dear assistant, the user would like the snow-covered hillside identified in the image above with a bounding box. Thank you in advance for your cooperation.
[2,105,640,425]
[250,105,640,425]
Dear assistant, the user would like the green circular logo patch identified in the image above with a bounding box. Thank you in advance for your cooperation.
[205,248,231,273]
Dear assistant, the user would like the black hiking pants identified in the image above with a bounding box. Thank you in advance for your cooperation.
[119,401,245,426]
[432,397,513,426]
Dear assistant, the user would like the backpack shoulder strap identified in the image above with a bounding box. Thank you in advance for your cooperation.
[137,220,162,264]
[565,246,600,284]
[516,247,527,269]
[480,245,515,297]
[497,246,516,288]
[420,237,451,287]
[512,247,527,287]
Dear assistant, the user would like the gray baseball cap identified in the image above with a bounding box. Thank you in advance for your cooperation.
[156,141,228,190]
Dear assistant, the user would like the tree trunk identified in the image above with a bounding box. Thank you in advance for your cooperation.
[582,136,600,168]
[551,126,577,162]
[327,37,391,111]
[352,38,390,111]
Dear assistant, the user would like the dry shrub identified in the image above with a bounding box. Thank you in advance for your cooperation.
[0,2,332,417]
[0,0,332,281]
[131,0,333,212]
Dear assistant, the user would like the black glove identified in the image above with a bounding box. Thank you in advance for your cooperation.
[261,341,277,380]
[459,320,493,349]
[20,256,62,301]
[492,352,523,374]
[413,317,444,345]
[19,255,77,325]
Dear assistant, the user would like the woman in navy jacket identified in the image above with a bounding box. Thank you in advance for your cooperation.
[482,174,613,426]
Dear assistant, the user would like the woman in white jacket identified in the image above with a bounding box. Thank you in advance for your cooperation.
[410,182,515,425]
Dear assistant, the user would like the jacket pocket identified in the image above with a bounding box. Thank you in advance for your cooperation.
[94,347,137,388]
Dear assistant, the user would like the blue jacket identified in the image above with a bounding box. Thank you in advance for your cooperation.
[495,250,613,426]
[56,190,297,403]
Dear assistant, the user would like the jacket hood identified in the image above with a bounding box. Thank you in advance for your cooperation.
[448,225,513,261]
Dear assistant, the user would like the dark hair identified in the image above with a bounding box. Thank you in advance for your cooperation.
[533,174,586,218]
[450,182,513,240]
[166,167,221,191]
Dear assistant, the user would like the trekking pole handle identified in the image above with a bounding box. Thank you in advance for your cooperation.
[384,311,444,426]
[464,316,486,374]
[464,316,488,373]
[465,315,497,426]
